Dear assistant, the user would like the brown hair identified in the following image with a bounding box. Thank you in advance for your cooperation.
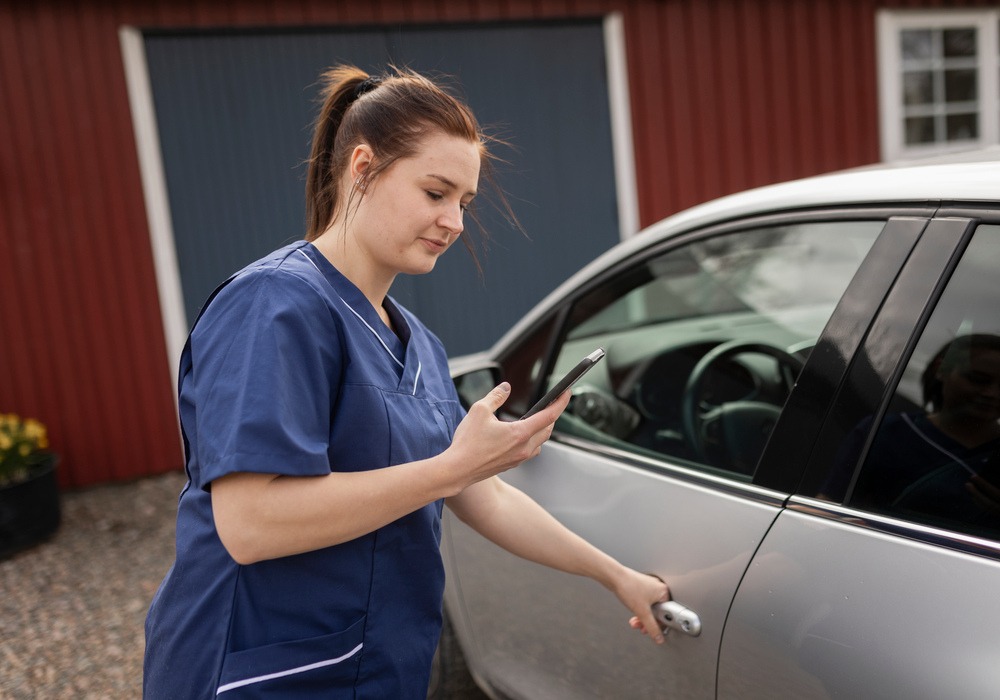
[305,65,517,267]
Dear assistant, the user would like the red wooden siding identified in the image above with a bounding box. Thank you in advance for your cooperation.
[625,0,885,222]
[0,0,985,487]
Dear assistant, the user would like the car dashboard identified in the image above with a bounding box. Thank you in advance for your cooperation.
[547,309,824,471]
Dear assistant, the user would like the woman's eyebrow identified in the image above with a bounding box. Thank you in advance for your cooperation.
[428,173,477,197]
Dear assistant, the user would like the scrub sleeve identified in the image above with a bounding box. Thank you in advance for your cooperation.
[143,242,465,699]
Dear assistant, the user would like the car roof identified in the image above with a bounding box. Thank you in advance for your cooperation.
[656,155,1000,240]
[488,154,1000,355]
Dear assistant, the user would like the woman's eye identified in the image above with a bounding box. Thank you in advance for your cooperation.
[427,191,443,201]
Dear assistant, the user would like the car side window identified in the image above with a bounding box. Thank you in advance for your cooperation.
[545,220,883,478]
[497,315,560,418]
[844,225,1000,540]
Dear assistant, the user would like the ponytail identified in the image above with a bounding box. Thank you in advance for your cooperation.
[305,66,371,241]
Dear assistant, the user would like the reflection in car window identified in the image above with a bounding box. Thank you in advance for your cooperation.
[845,226,1000,540]
[568,225,878,341]
[547,221,882,478]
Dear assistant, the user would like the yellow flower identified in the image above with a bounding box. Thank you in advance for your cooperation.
[24,419,46,441]
[0,413,51,482]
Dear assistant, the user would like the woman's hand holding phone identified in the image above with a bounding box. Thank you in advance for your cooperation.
[520,348,605,419]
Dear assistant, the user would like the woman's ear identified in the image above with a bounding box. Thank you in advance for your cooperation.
[349,144,374,181]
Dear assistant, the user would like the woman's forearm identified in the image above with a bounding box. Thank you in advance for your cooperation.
[448,477,627,590]
[212,455,460,564]
[211,385,569,564]
[448,476,670,644]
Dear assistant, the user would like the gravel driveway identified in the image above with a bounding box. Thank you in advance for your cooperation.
[1,470,488,699]
[0,470,184,699]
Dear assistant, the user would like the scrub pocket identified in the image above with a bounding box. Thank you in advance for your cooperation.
[215,617,365,698]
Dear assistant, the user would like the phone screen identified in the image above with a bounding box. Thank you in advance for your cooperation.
[520,348,606,420]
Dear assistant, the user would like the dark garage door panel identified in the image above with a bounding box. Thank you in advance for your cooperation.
[145,21,618,355]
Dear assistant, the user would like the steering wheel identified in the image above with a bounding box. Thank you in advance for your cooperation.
[681,340,804,472]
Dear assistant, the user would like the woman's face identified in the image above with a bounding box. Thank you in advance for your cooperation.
[350,131,480,280]
[939,347,1000,423]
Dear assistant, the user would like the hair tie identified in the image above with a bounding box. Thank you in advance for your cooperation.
[353,77,382,100]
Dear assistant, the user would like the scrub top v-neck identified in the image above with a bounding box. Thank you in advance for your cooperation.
[144,241,465,699]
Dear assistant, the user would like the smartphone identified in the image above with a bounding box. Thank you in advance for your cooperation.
[520,348,606,419]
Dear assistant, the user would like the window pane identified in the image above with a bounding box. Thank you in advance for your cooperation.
[946,113,978,140]
[901,29,933,60]
[894,24,983,152]
[903,71,934,105]
[905,116,936,144]
[944,68,978,102]
[497,314,559,417]
[943,27,976,57]
[845,226,1000,541]
[551,221,882,478]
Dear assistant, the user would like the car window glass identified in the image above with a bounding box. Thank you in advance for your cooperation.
[547,221,883,478]
[844,225,1000,540]
[497,314,559,418]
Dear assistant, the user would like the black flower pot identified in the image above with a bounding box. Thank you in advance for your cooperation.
[0,456,61,560]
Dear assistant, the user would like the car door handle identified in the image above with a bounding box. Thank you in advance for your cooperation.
[652,600,702,637]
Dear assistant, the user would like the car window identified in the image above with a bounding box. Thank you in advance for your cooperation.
[843,224,1000,540]
[496,314,560,418]
[545,220,883,478]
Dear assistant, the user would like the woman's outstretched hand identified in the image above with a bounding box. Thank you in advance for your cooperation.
[444,382,571,493]
[620,570,671,645]
[445,385,670,646]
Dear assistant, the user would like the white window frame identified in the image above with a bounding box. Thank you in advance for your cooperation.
[877,9,1000,162]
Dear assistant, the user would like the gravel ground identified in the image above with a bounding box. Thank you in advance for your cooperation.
[0,470,185,699]
[0,471,489,700]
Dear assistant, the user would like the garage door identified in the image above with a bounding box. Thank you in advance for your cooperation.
[142,20,625,356]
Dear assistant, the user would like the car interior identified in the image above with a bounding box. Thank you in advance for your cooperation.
[530,220,885,479]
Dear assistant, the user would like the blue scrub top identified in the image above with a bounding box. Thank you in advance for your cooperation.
[144,241,466,699]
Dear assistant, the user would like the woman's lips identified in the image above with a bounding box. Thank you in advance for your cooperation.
[420,238,448,252]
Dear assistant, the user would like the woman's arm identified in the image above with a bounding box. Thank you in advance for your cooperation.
[446,475,670,644]
[211,383,568,564]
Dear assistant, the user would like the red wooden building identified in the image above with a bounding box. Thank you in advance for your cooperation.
[2,0,997,488]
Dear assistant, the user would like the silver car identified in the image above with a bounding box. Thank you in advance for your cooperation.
[433,157,1000,699]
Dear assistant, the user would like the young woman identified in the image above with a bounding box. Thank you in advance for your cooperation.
[143,65,669,699]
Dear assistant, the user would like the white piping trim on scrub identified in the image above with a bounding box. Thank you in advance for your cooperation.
[296,249,404,370]
[215,642,364,694]
[901,413,976,475]
[413,361,422,396]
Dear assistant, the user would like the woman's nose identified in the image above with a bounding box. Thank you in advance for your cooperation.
[439,205,464,235]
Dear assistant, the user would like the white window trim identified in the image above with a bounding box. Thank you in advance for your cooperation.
[877,9,1000,163]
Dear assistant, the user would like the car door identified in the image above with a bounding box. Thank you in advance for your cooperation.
[443,211,921,699]
[719,213,1000,699]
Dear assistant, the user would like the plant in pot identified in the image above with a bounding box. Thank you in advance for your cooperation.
[0,413,61,560]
